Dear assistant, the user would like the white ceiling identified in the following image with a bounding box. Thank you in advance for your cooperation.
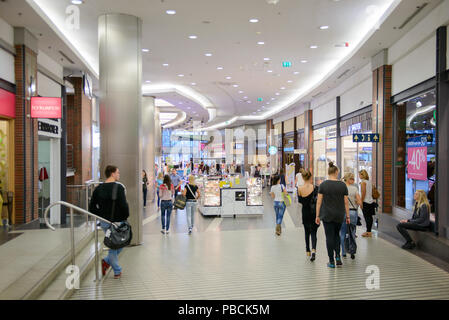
[0,0,442,130]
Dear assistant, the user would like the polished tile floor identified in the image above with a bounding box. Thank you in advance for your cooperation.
[70,189,449,300]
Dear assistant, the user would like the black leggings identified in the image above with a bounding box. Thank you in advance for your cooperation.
[363,202,375,232]
[323,221,342,262]
[304,223,318,252]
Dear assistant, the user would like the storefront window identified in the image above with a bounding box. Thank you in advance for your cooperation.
[313,124,337,185]
[395,90,436,222]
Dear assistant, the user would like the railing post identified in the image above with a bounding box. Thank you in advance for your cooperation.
[86,184,89,225]
[70,207,75,266]
[94,217,100,283]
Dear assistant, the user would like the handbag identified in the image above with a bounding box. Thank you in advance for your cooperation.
[344,223,357,254]
[372,185,380,200]
[281,185,292,207]
[174,184,187,209]
[103,183,133,250]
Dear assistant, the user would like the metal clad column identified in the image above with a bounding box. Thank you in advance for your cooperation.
[142,96,155,202]
[99,14,143,245]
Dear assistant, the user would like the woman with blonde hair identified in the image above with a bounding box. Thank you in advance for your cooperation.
[359,169,375,237]
[182,175,201,234]
[341,172,363,259]
[397,190,431,249]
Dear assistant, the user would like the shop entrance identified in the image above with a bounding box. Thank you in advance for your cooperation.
[341,136,373,185]
[0,119,13,226]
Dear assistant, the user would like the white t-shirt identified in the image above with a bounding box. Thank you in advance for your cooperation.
[360,179,374,204]
[271,184,285,202]
[296,173,304,188]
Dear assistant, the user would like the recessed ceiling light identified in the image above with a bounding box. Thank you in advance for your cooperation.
[320,25,329,30]
[275,92,280,96]
[287,80,293,83]
[249,18,259,23]
[166,10,176,15]
[280,87,286,90]
[266,102,270,105]
[310,45,318,49]
[294,71,300,75]
[71,0,84,4]
[179,102,183,105]
[163,63,169,67]
[267,70,273,73]
[191,82,196,86]
[264,58,271,61]
[271,98,275,100]
[205,53,213,57]
[189,35,198,39]
[178,74,184,77]
[217,66,224,70]
[257,41,265,45]
[142,48,150,52]
[145,80,151,83]
[225,76,232,80]
[238,91,244,94]
[244,96,248,99]
[301,60,308,63]
[233,84,239,88]
[247,101,252,103]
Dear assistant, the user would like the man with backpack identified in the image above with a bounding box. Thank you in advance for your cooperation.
[89,165,129,279]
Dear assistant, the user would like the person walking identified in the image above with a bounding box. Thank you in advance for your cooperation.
[182,175,201,234]
[254,165,261,178]
[270,175,288,236]
[397,190,430,249]
[297,169,319,261]
[142,170,149,208]
[315,162,350,268]
[170,168,182,211]
[160,175,174,234]
[89,165,129,279]
[359,170,375,237]
[156,172,164,211]
[341,173,363,259]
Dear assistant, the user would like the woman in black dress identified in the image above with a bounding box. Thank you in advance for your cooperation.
[297,170,319,261]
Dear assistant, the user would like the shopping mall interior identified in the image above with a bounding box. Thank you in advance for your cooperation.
[0,0,449,302]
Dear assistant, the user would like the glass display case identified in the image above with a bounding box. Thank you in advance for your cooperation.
[246,177,263,206]
[203,179,221,207]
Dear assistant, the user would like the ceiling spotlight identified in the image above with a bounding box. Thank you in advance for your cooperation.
[163,63,169,67]
[145,80,151,83]
[233,84,239,88]
[166,10,176,15]
[205,53,213,57]
[266,102,270,105]
[266,0,280,4]
[271,98,276,100]
[71,0,84,4]
[320,25,329,30]
[257,41,265,45]
[189,35,198,39]
[280,87,286,90]
[294,71,300,75]
[249,18,259,23]
[247,101,252,103]
[275,92,280,96]
[267,70,273,73]
[301,60,308,63]
[217,66,224,70]
[226,76,232,80]
[178,74,184,77]
[191,82,196,86]
[310,45,318,49]
[244,96,248,99]
[287,80,293,83]
[238,91,244,94]
[142,48,150,52]
[264,58,271,61]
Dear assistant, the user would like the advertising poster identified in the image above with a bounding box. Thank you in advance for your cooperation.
[407,136,427,181]
[285,163,295,192]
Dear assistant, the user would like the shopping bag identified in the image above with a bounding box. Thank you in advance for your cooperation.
[344,223,357,255]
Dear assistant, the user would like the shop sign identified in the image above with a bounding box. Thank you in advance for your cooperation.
[38,119,61,138]
[406,134,433,142]
[0,88,15,118]
[294,149,307,154]
[353,133,380,143]
[407,136,427,181]
[348,123,362,135]
[31,97,62,119]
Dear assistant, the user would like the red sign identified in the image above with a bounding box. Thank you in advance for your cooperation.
[408,147,427,180]
[0,88,15,118]
[31,97,62,119]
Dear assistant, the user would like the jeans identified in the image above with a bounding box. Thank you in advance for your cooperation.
[304,223,318,252]
[143,189,147,207]
[161,200,173,230]
[100,221,124,276]
[185,200,197,229]
[157,190,160,208]
[396,222,428,243]
[274,201,286,225]
[323,221,342,263]
[340,210,358,255]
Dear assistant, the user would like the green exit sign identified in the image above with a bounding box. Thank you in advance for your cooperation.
[258,98,263,102]
[282,61,292,67]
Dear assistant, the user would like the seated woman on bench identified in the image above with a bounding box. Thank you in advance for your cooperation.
[397,190,430,249]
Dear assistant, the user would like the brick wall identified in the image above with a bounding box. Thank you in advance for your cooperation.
[14,45,38,224]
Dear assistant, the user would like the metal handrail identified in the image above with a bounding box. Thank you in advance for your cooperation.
[44,201,116,283]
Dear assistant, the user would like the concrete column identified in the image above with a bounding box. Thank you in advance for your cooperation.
[98,14,143,245]
[142,96,155,202]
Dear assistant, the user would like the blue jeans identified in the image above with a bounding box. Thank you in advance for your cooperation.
[274,201,286,225]
[157,190,160,208]
[161,200,173,230]
[185,200,197,230]
[340,210,357,255]
[100,221,124,276]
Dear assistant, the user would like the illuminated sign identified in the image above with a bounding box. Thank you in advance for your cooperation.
[0,88,15,118]
[31,97,62,119]
[268,146,277,155]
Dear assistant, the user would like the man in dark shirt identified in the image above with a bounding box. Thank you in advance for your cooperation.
[89,165,129,279]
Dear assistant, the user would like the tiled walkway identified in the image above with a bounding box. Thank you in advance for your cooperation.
[70,190,449,300]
